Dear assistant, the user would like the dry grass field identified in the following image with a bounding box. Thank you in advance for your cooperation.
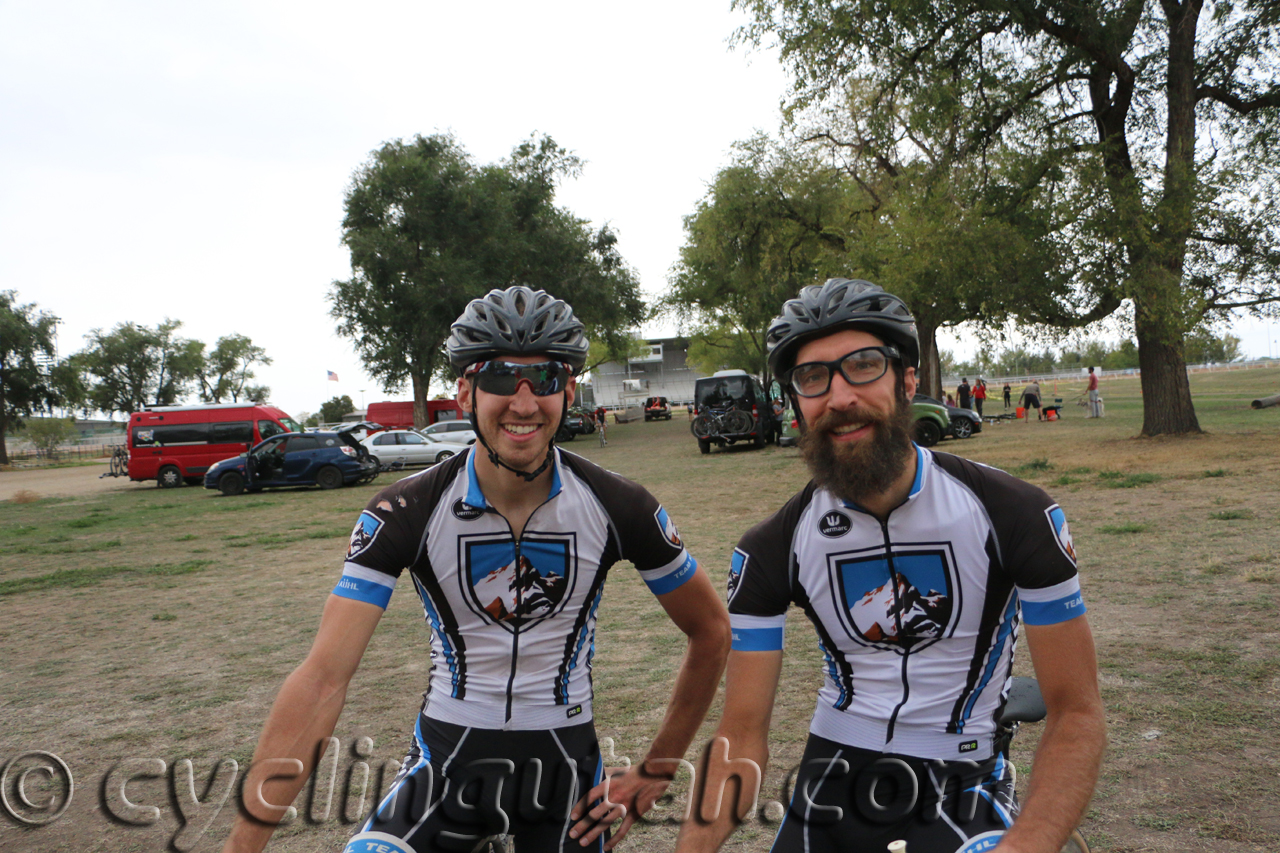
[1,364,1278,852]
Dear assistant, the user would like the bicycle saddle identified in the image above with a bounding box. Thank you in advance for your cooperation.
[997,676,1047,724]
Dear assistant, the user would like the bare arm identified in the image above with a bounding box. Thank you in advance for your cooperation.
[674,649,782,853]
[221,595,384,853]
[997,615,1106,853]
[571,568,732,849]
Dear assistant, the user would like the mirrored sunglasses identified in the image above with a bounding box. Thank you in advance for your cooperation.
[466,360,573,397]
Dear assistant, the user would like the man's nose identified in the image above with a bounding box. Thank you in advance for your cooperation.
[826,369,863,408]
[508,380,541,413]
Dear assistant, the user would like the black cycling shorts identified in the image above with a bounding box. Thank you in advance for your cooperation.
[770,734,1017,853]
[359,715,604,853]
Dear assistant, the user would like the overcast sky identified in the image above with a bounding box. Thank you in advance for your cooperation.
[5,2,1276,420]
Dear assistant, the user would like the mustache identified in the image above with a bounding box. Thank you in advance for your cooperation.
[809,407,887,432]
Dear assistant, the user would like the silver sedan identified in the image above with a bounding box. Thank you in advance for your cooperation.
[360,430,472,467]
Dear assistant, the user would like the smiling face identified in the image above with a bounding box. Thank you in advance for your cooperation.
[456,354,576,474]
[792,328,917,506]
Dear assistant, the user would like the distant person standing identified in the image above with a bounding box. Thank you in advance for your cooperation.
[973,377,987,416]
[1022,380,1043,420]
[1003,382,1012,408]
[957,377,972,410]
[1087,367,1101,418]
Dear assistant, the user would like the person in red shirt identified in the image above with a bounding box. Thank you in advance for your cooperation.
[973,377,987,416]
[1087,367,1101,418]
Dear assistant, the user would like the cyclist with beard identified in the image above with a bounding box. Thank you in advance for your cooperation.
[223,287,730,853]
[676,279,1104,853]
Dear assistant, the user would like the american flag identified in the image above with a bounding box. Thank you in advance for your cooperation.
[327,370,339,382]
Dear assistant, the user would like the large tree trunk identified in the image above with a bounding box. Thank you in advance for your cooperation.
[411,372,430,430]
[1134,295,1201,436]
[914,316,942,399]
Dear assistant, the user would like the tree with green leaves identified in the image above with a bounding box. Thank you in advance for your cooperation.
[0,291,59,465]
[736,0,1280,434]
[319,395,355,425]
[196,334,272,403]
[667,135,847,389]
[24,417,76,459]
[330,133,645,427]
[77,319,204,416]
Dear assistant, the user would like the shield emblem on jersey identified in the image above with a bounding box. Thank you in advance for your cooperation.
[830,545,958,652]
[461,535,574,630]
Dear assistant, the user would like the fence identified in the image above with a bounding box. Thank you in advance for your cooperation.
[4,437,125,469]
[940,357,1280,390]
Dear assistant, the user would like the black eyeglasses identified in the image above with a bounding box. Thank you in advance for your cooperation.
[465,360,573,397]
[787,346,900,398]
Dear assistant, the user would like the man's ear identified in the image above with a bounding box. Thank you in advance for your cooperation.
[566,375,576,409]
[903,366,918,400]
[456,375,471,411]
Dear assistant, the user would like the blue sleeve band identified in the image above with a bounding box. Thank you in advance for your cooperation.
[1021,592,1085,625]
[333,575,394,609]
[644,556,697,596]
[731,627,784,651]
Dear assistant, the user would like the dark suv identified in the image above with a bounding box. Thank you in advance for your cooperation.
[204,431,379,495]
[644,396,672,420]
[691,371,780,454]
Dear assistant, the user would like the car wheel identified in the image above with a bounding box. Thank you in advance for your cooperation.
[754,428,767,448]
[698,439,711,454]
[218,471,245,496]
[316,466,344,490]
[951,417,973,439]
[914,419,943,447]
[435,451,454,463]
[157,465,182,488]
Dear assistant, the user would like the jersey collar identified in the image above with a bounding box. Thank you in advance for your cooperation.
[464,444,565,509]
[839,444,927,512]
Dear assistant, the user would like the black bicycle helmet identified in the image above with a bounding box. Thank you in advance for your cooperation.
[446,286,589,373]
[766,278,919,377]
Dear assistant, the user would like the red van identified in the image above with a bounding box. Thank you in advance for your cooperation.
[128,404,302,487]
[365,399,463,430]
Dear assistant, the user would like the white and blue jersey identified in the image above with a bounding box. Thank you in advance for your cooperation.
[334,445,698,730]
[728,447,1085,761]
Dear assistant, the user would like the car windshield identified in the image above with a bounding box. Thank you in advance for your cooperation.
[696,378,749,409]
[279,416,302,433]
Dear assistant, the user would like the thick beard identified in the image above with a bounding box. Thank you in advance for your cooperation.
[798,393,915,506]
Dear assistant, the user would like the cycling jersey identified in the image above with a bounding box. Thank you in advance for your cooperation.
[333,446,698,730]
[728,447,1084,761]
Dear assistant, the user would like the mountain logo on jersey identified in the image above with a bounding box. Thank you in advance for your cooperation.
[462,536,574,629]
[819,511,852,537]
[727,550,747,602]
[452,499,484,521]
[653,506,683,549]
[832,548,957,651]
[347,511,385,560]
[1044,504,1076,565]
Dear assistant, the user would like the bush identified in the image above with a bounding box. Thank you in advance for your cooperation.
[25,418,77,458]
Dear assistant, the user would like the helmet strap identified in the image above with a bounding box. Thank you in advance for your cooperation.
[467,379,559,484]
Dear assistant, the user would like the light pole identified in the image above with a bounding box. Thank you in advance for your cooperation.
[359,390,366,411]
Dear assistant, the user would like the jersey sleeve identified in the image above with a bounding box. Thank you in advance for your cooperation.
[934,453,1085,626]
[727,485,814,651]
[623,496,699,596]
[332,484,420,609]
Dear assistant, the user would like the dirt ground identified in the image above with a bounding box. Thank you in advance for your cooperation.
[0,462,149,502]
[2,370,1278,852]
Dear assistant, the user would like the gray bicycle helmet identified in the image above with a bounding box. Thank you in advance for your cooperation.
[766,278,919,377]
[446,286,589,373]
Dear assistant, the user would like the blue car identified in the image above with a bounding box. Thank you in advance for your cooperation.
[204,431,379,496]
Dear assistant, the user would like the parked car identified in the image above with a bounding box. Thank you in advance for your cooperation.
[691,370,781,454]
[644,396,672,421]
[914,393,983,439]
[361,430,472,466]
[555,409,595,442]
[128,403,301,487]
[776,400,954,448]
[203,431,378,496]
[420,419,477,442]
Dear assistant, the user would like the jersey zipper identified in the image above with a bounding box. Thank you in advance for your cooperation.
[878,516,911,744]
[489,489,560,729]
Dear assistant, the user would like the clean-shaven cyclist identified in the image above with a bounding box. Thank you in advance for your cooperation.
[223,286,730,853]
[676,278,1104,853]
